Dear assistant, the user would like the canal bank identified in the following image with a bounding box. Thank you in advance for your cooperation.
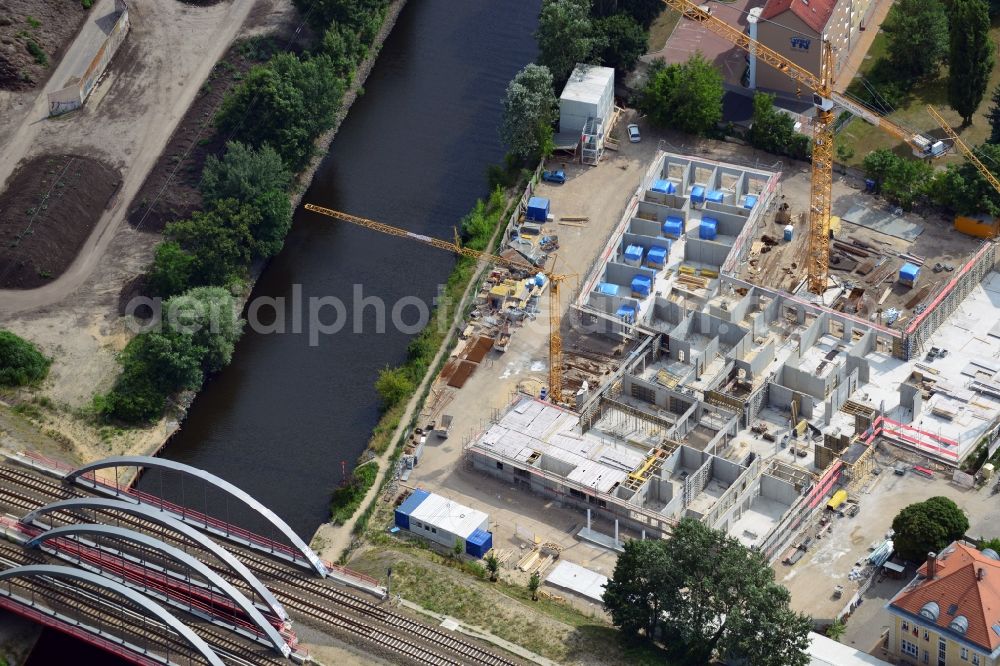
[139,0,541,540]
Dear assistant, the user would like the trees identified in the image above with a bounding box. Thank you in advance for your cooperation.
[0,330,50,387]
[948,0,995,126]
[881,0,948,80]
[862,149,932,210]
[593,14,647,76]
[163,288,244,374]
[603,519,811,665]
[640,55,723,136]
[161,199,258,291]
[925,143,1000,215]
[536,0,598,86]
[892,497,970,562]
[986,84,1000,144]
[290,0,388,34]
[375,366,415,409]
[746,92,810,160]
[528,571,541,601]
[826,619,847,642]
[484,552,500,582]
[215,53,345,169]
[500,64,559,161]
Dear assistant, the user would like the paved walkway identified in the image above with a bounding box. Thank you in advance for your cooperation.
[834,0,894,93]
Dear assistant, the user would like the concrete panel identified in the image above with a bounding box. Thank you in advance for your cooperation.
[637,200,686,224]
[760,474,799,504]
[684,238,732,267]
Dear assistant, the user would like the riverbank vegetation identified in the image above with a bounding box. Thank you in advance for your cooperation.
[0,331,51,388]
[99,0,396,424]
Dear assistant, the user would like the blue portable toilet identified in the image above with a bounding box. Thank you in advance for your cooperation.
[526,196,550,222]
[598,282,619,296]
[465,529,493,558]
[743,194,758,209]
[534,273,546,288]
[899,262,920,287]
[617,304,637,324]
[707,190,725,204]
[691,185,706,204]
[699,217,718,240]
[652,179,676,194]
[631,274,653,297]
[624,244,644,266]
[394,489,430,530]
[646,244,669,269]
[865,179,877,193]
[662,216,684,238]
[783,224,794,242]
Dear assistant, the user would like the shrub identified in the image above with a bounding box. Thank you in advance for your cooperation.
[0,330,50,386]
[330,462,379,524]
[25,40,47,67]
[163,287,244,373]
[375,366,416,409]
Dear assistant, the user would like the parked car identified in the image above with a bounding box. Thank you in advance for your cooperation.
[627,124,641,143]
[541,169,565,184]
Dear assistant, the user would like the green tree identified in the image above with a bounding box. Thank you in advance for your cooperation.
[148,242,195,299]
[484,552,500,582]
[119,332,206,394]
[163,287,245,374]
[826,618,847,641]
[925,143,1000,215]
[500,64,559,161]
[980,537,1000,552]
[591,0,664,27]
[891,496,970,562]
[375,366,414,409]
[320,22,368,79]
[593,13,647,76]
[216,53,345,169]
[201,141,290,203]
[862,148,900,188]
[95,370,165,424]
[603,520,811,665]
[882,158,932,210]
[528,571,541,601]
[948,0,995,126]
[640,54,723,136]
[882,0,948,80]
[986,84,1000,144]
[536,0,598,86]
[0,330,50,387]
[163,199,258,290]
[746,92,810,159]
[289,0,388,33]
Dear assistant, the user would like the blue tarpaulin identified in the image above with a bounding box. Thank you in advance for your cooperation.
[652,179,676,194]
[526,196,550,222]
[691,185,706,204]
[899,262,920,284]
[624,244,644,264]
[631,274,652,297]
[598,282,619,296]
[617,304,636,323]
[646,244,668,268]
[743,194,758,209]
[699,217,718,240]
[662,216,684,238]
[707,190,725,204]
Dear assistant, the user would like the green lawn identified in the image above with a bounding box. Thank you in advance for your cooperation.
[838,26,1000,167]
[648,8,681,52]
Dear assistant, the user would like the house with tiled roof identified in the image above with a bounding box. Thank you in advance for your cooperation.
[886,542,1000,666]
[750,0,877,96]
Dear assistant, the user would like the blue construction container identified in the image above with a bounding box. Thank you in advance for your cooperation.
[394,489,430,530]
[707,190,725,204]
[465,529,493,558]
[691,185,706,204]
[743,194,758,209]
[624,244,644,266]
[652,179,676,194]
[535,273,546,288]
[617,304,637,324]
[631,274,652,297]
[662,216,684,238]
[699,217,718,240]
[526,196,550,222]
[646,244,669,268]
[899,262,920,286]
[783,224,794,242]
[598,282,619,296]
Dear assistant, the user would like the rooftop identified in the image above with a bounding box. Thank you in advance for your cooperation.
[889,542,1000,652]
[407,490,489,540]
[761,0,838,34]
[560,64,615,104]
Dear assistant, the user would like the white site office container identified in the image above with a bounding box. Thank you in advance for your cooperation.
[559,64,615,135]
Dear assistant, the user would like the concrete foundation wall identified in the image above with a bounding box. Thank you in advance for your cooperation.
[603,262,658,289]
[685,238,733,267]
[638,199,687,222]
[761,473,799,503]
[768,382,816,419]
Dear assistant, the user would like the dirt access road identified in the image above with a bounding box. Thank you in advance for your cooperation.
[0,0,258,313]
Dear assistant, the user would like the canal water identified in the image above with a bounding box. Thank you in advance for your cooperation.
[24,1,539,662]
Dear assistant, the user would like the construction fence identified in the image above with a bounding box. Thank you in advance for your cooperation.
[48,0,130,116]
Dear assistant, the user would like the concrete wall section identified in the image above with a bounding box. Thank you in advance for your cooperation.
[685,238,733,268]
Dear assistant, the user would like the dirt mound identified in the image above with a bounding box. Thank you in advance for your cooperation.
[0,154,121,289]
[0,0,89,91]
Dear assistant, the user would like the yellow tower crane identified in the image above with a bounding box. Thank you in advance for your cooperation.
[660,0,945,294]
[927,104,1000,196]
[303,203,572,403]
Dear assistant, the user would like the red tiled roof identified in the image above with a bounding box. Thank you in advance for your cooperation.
[890,543,1000,652]
[761,0,839,34]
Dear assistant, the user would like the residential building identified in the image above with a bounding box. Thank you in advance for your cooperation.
[886,542,1000,666]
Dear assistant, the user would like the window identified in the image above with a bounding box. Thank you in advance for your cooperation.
[961,647,968,660]
[972,654,980,666]
[902,639,919,657]
[925,630,931,641]
[923,650,929,665]
[431,527,437,534]
[415,521,422,529]
[496,461,503,470]
[902,621,910,632]
[938,638,946,666]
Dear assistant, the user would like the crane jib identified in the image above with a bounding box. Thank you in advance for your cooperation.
[407,232,434,243]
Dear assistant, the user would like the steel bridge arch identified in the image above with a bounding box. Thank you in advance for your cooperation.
[65,455,327,577]
[25,524,290,657]
[20,497,287,621]
[0,564,225,666]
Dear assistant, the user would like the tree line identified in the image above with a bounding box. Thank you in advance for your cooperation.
[99,0,393,424]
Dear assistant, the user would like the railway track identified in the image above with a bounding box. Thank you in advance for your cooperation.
[0,465,521,665]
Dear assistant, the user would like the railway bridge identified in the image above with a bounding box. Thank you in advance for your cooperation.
[0,452,519,666]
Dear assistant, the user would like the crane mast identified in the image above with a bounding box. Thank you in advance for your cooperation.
[303,203,570,404]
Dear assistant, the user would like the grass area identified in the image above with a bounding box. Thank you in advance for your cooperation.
[329,460,379,524]
[838,25,1000,167]
[648,8,681,53]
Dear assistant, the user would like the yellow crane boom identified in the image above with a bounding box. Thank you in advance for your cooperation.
[659,0,944,294]
[927,104,1000,195]
[303,203,570,404]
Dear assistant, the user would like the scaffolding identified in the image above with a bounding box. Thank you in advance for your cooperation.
[581,116,605,166]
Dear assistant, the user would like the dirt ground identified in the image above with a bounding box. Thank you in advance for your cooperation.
[0,154,121,289]
[0,0,89,91]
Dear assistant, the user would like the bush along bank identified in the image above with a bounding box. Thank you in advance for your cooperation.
[97,0,400,424]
